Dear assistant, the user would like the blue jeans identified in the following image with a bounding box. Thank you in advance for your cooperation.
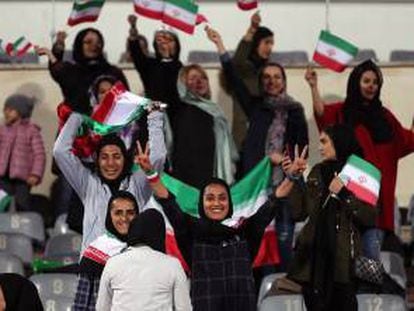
[275,202,295,272]
[362,228,385,261]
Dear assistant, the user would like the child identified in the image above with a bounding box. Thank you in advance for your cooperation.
[0,94,46,211]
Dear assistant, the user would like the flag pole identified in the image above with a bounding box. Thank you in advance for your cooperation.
[325,0,330,32]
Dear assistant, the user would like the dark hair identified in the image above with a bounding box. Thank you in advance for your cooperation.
[343,60,393,143]
[153,30,181,61]
[72,28,107,65]
[198,178,233,220]
[249,26,274,66]
[323,124,363,163]
[258,62,286,94]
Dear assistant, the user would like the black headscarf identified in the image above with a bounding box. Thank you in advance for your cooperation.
[72,28,109,67]
[198,178,233,220]
[0,273,43,311]
[343,60,393,143]
[153,30,181,61]
[96,134,133,194]
[106,191,139,242]
[249,26,274,68]
[127,209,166,253]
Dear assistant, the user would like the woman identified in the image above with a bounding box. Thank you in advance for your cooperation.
[0,274,43,311]
[37,28,129,115]
[165,63,238,188]
[73,191,139,310]
[305,60,414,259]
[207,26,308,270]
[286,125,377,311]
[53,107,166,253]
[136,142,303,311]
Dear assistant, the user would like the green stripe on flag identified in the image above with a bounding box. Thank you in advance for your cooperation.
[0,196,11,212]
[73,0,105,11]
[12,36,24,49]
[347,154,381,181]
[320,30,358,56]
[165,0,198,13]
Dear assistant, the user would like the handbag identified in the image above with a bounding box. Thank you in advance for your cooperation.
[351,228,385,285]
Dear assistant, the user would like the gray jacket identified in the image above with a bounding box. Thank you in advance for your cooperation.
[53,112,166,253]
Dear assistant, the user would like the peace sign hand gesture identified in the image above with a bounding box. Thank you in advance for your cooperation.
[282,145,308,178]
[134,141,153,173]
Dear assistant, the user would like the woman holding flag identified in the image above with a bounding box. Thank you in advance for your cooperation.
[135,142,306,311]
[305,60,414,260]
[283,124,377,311]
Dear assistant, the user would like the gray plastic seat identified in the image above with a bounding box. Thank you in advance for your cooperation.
[354,49,378,62]
[45,233,81,258]
[188,51,220,64]
[40,296,73,311]
[0,233,33,264]
[259,294,306,311]
[0,252,25,275]
[0,212,45,242]
[30,273,78,301]
[357,294,407,311]
[47,213,74,237]
[0,52,39,64]
[257,273,286,307]
[270,51,309,65]
[380,251,407,289]
[390,50,414,62]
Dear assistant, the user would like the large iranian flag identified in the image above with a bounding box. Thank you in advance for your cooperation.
[237,0,258,11]
[134,0,165,20]
[147,157,280,272]
[67,0,105,26]
[84,82,150,135]
[313,30,358,72]
[162,0,198,34]
[339,155,381,206]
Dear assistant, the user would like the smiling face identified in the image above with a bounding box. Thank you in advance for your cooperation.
[261,65,285,97]
[359,70,380,103]
[319,131,337,161]
[256,36,274,60]
[98,145,125,180]
[184,67,210,98]
[82,30,103,59]
[110,198,137,235]
[202,183,230,221]
[97,80,114,104]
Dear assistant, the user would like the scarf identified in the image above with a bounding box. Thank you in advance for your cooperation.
[178,82,239,185]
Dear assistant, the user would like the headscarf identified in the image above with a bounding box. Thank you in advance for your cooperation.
[153,29,181,61]
[88,75,118,109]
[0,273,43,311]
[72,28,109,67]
[343,60,393,143]
[249,26,274,68]
[127,209,166,253]
[197,178,234,220]
[96,134,133,193]
[177,67,239,185]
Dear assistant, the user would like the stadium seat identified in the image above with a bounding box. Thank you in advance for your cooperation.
[357,294,407,311]
[30,273,78,301]
[259,294,306,311]
[257,273,286,307]
[187,51,220,64]
[380,251,407,289]
[0,212,45,242]
[0,52,39,64]
[40,296,73,311]
[354,49,378,62]
[0,252,25,275]
[48,214,74,237]
[44,233,81,264]
[0,233,33,264]
[390,50,414,62]
[270,51,309,65]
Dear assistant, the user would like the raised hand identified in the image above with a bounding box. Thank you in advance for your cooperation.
[205,26,226,54]
[282,145,308,177]
[55,31,67,44]
[35,46,57,63]
[134,142,152,173]
[269,151,283,166]
[304,66,318,88]
[128,14,137,27]
[250,11,261,29]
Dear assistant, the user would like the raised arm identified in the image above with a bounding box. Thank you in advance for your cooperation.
[51,31,67,62]
[304,66,325,117]
[233,11,260,64]
[127,15,151,79]
[52,113,91,199]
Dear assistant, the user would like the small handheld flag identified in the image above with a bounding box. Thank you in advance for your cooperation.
[67,0,106,26]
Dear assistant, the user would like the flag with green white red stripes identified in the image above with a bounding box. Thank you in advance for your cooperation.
[67,0,105,26]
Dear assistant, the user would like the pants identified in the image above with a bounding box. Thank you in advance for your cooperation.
[362,228,385,261]
[0,177,31,211]
[275,202,295,272]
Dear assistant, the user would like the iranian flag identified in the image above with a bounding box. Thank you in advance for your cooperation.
[134,0,165,20]
[237,0,258,11]
[0,39,14,56]
[84,82,150,135]
[0,189,12,212]
[339,155,381,206]
[147,157,280,272]
[9,36,33,57]
[162,0,199,35]
[67,0,105,26]
[313,30,358,73]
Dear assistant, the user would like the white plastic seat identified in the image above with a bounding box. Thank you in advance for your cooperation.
[45,233,81,258]
[0,233,33,264]
[30,273,78,301]
[380,251,407,289]
[259,294,306,311]
[0,252,25,275]
[0,212,45,242]
[40,296,73,311]
[257,273,286,307]
[357,294,407,311]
